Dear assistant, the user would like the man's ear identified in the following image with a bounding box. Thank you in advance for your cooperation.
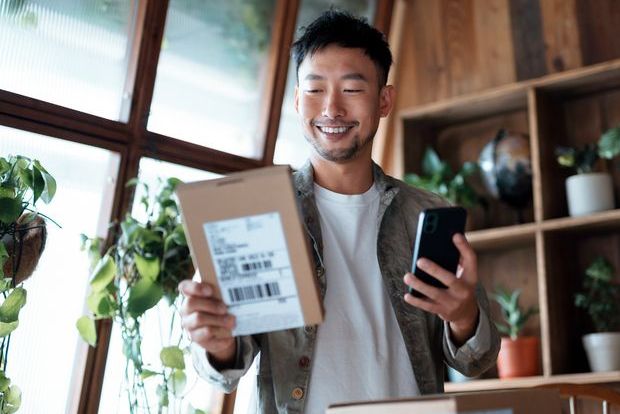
[379,85,395,118]
[294,85,300,114]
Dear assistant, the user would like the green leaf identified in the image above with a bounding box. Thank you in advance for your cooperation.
[0,278,11,293]
[0,287,27,323]
[125,177,139,187]
[31,165,45,205]
[89,255,116,292]
[4,384,21,414]
[33,160,56,203]
[0,186,15,198]
[76,316,97,346]
[160,346,185,370]
[599,127,620,159]
[422,147,444,176]
[0,321,18,337]
[0,243,8,279]
[0,371,10,393]
[134,255,160,282]
[0,197,23,224]
[140,369,159,380]
[86,291,116,317]
[171,369,186,396]
[126,278,163,318]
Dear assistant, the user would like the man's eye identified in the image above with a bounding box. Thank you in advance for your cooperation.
[344,89,363,93]
[305,89,321,93]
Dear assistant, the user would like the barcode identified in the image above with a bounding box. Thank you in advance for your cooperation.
[241,260,273,272]
[228,282,281,303]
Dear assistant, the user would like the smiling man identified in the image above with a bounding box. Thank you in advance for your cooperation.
[180,10,499,414]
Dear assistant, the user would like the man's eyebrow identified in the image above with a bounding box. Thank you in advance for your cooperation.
[304,74,324,81]
[302,73,369,81]
[342,73,368,81]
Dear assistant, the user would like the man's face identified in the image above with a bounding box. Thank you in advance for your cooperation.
[295,45,394,163]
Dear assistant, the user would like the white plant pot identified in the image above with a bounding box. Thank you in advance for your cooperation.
[565,173,615,217]
[582,332,620,372]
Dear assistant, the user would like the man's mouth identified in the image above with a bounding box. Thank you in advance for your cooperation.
[315,125,354,135]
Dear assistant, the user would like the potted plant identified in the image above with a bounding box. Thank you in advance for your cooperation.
[492,286,539,378]
[77,177,198,413]
[556,126,620,216]
[0,155,57,413]
[574,256,620,372]
[405,146,487,209]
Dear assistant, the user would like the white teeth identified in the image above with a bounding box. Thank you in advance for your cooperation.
[319,126,349,134]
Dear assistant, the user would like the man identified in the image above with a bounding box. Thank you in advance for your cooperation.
[179,10,500,414]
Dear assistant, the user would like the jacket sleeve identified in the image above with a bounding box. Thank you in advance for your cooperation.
[190,334,259,393]
[442,282,501,377]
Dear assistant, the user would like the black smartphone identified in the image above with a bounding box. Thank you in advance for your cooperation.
[409,207,467,298]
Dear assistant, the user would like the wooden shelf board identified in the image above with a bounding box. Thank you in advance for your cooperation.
[535,58,620,95]
[399,58,620,126]
[399,83,528,125]
[445,371,620,393]
[541,209,620,233]
[466,223,538,250]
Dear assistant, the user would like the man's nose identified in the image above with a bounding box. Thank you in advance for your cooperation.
[322,91,345,118]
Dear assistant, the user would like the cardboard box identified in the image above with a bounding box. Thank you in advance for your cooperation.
[326,389,562,414]
[176,165,323,336]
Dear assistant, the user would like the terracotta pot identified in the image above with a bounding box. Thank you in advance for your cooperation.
[497,336,539,378]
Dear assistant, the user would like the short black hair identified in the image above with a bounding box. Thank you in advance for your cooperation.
[291,9,393,86]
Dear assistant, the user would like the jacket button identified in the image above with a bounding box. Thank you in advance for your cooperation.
[291,387,304,400]
[316,266,325,277]
[298,356,310,368]
[304,325,315,334]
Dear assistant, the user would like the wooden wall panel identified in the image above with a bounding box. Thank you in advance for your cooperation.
[509,0,547,80]
[576,0,620,66]
[540,0,582,72]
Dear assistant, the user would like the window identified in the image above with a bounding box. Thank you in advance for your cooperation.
[0,0,138,120]
[148,0,278,159]
[98,158,222,414]
[0,126,119,413]
[273,0,378,168]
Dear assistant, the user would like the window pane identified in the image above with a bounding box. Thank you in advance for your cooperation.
[148,0,278,159]
[273,1,377,169]
[98,158,222,414]
[0,127,119,413]
[0,0,136,120]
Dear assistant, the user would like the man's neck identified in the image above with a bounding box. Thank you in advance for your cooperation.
[310,155,374,195]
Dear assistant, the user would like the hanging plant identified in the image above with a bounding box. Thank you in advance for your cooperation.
[0,155,57,414]
[77,177,197,413]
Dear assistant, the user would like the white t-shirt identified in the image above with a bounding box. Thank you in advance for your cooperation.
[304,183,420,414]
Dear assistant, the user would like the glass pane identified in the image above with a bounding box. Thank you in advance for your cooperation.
[98,158,222,414]
[273,1,377,169]
[0,126,119,413]
[0,0,136,120]
[148,0,278,159]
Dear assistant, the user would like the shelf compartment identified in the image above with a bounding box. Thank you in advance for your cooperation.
[542,230,620,375]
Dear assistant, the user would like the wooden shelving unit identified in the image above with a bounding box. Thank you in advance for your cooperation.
[399,58,620,387]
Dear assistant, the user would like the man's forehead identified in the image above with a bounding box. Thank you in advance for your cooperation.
[298,46,378,79]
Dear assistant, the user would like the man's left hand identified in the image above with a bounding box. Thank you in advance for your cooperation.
[403,233,479,346]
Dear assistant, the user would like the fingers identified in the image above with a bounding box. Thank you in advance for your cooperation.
[415,258,456,288]
[452,233,478,284]
[178,280,214,298]
[182,311,235,331]
[403,272,445,301]
[403,290,440,314]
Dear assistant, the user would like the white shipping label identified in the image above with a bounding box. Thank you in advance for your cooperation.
[203,212,304,336]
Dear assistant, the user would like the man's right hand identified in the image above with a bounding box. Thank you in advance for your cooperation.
[179,280,237,368]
